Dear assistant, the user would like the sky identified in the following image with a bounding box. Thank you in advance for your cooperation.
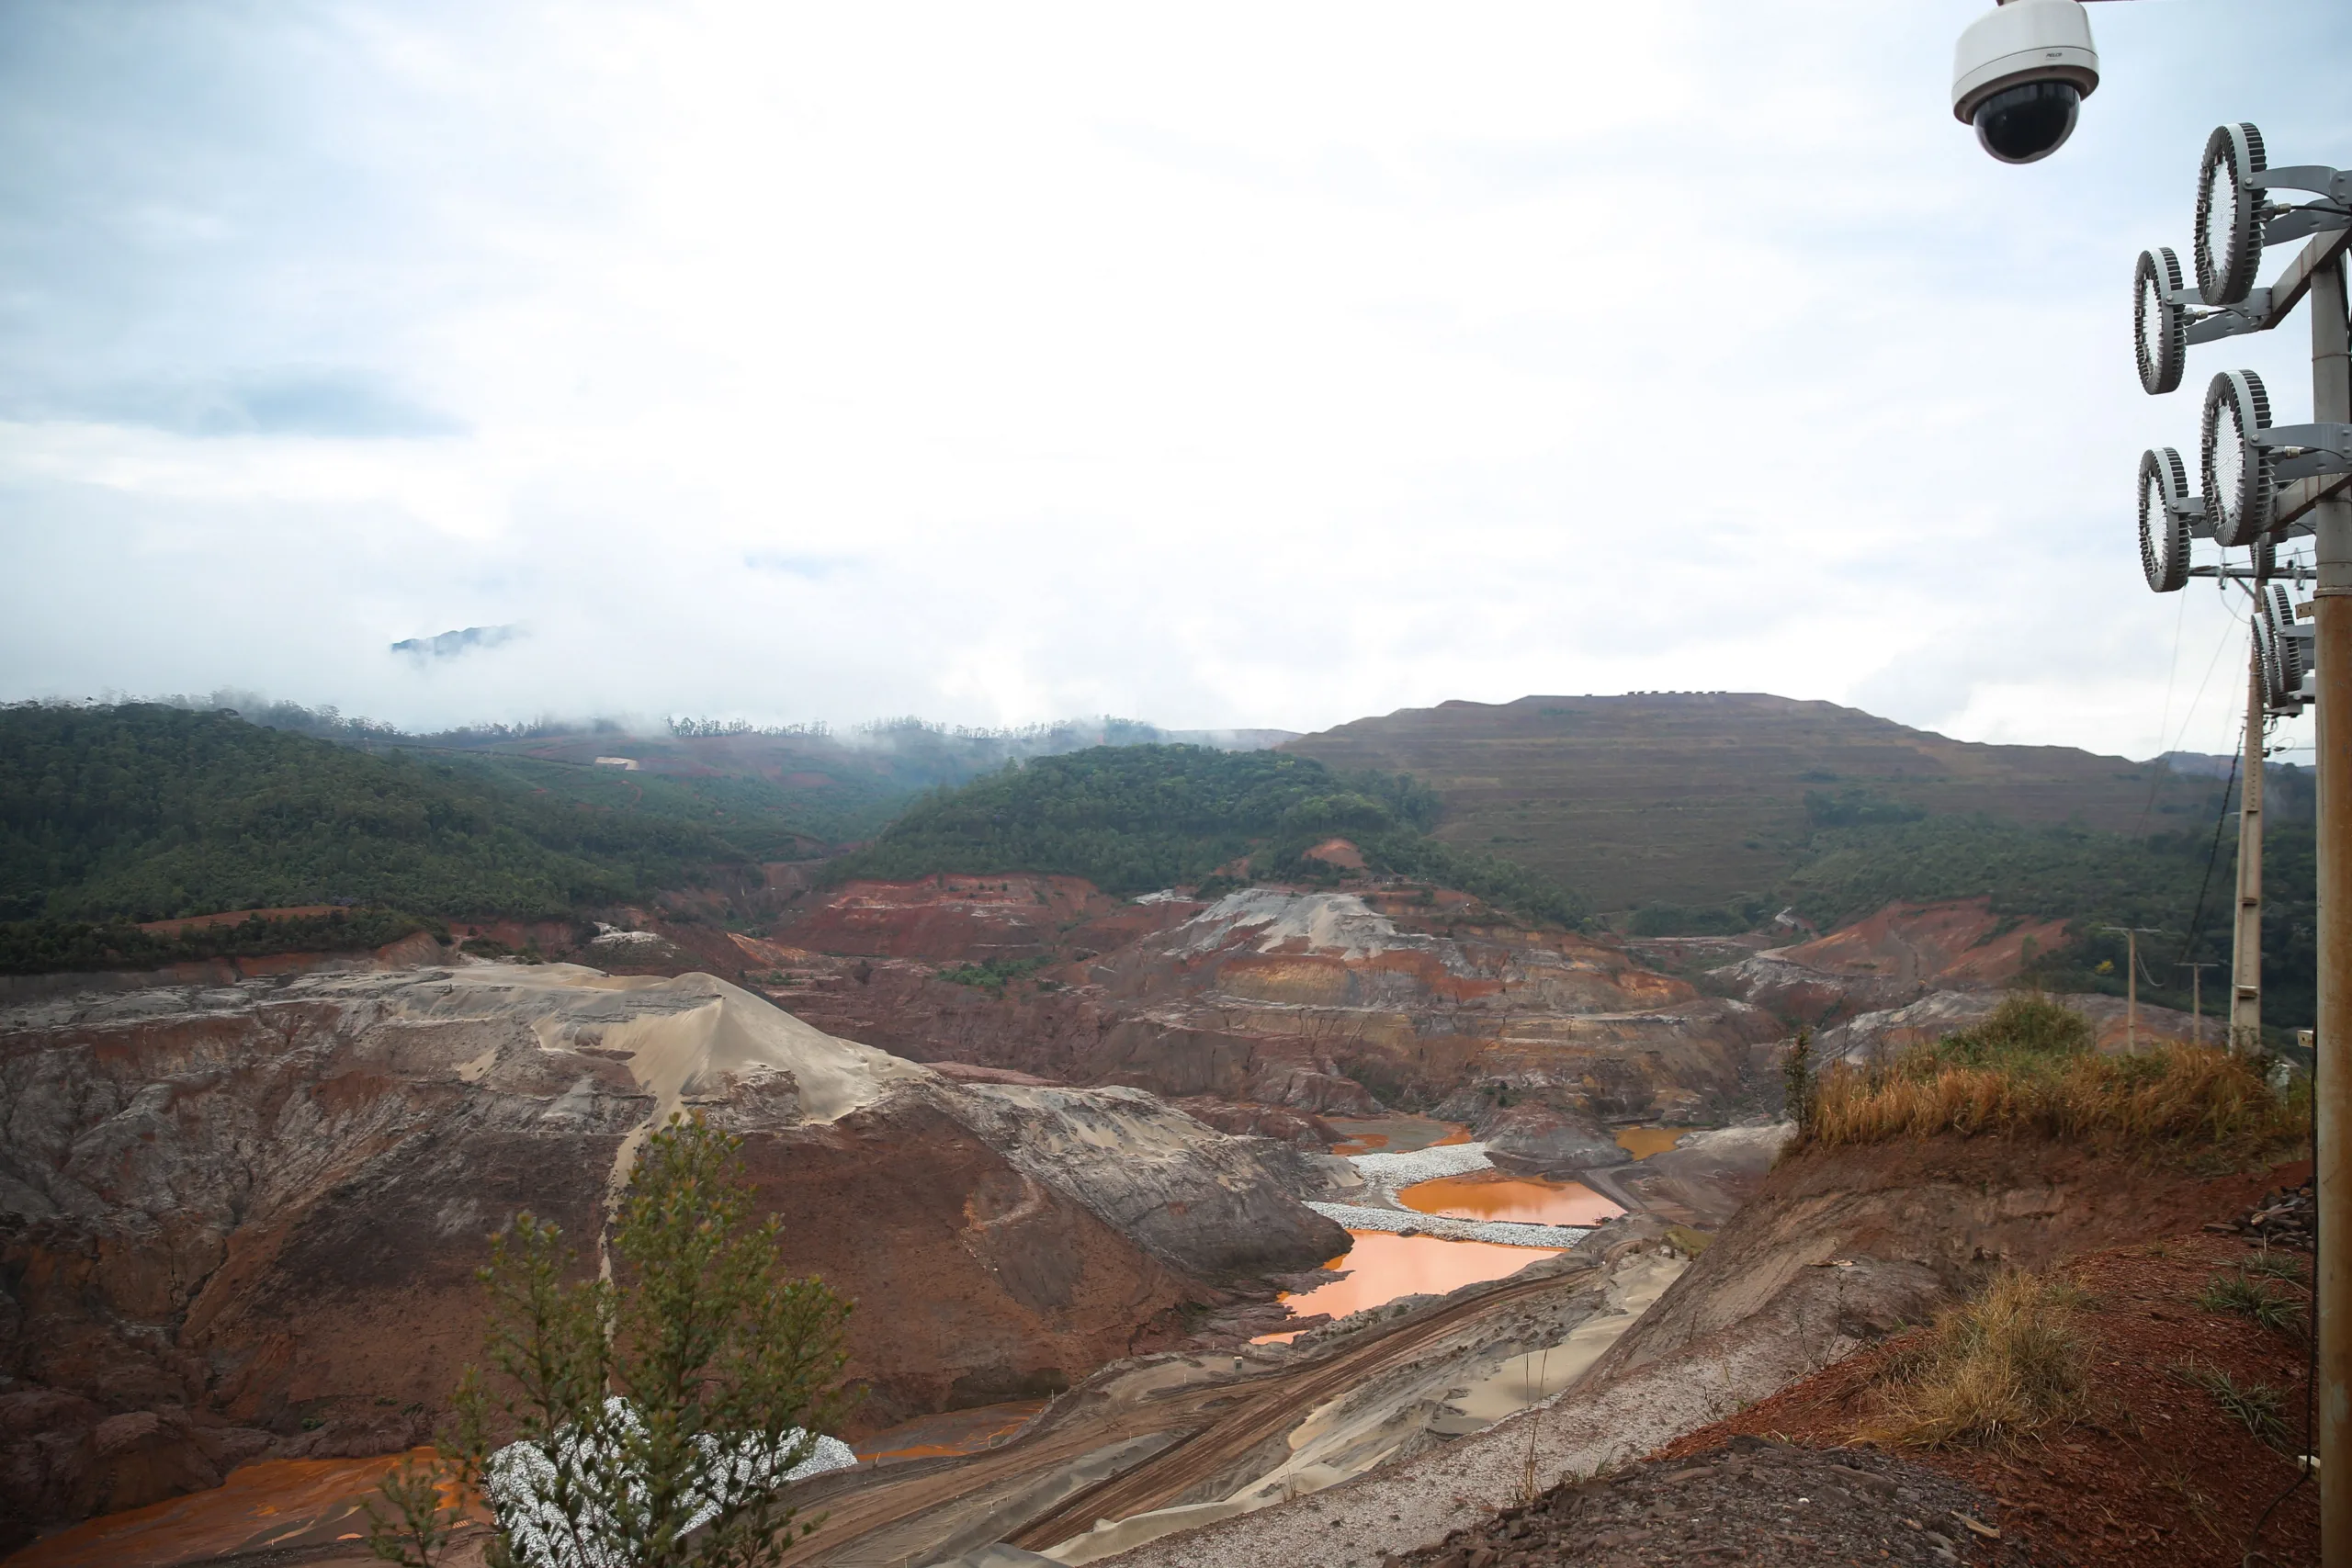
[3,1,2348,760]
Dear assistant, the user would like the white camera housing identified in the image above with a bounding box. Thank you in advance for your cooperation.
[1951,0,2100,164]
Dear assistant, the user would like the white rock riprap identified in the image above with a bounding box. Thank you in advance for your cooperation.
[1320,1141,1590,1248]
[1304,1201,1588,1248]
[1347,1140,1496,1190]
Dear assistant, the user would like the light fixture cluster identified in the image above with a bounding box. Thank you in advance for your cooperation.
[2131,122,2352,715]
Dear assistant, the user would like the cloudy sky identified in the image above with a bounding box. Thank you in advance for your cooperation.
[4,1,2346,758]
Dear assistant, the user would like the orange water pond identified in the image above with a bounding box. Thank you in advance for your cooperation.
[1396,1170,1624,1228]
[1254,1231,1560,1342]
[1324,1116,1471,1156]
[1613,1125,1684,1159]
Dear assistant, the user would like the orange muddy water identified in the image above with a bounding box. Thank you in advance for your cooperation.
[1254,1231,1559,1342]
[1613,1125,1685,1160]
[1397,1170,1624,1227]
[1324,1116,1472,1156]
[13,1408,1044,1568]
[853,1400,1046,1461]
[6,1450,482,1568]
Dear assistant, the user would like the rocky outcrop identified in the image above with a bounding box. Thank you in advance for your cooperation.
[1168,1098,1338,1150]
[1598,1122,1792,1228]
[0,963,1341,1547]
[1461,1103,1626,1171]
[1814,987,2211,1063]
[933,1081,1346,1281]
[1709,898,2071,1026]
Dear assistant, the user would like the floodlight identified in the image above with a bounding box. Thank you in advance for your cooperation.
[2252,592,2285,709]
[2132,247,2187,395]
[1951,1,2099,164]
[2193,123,2268,309]
[2268,583,2308,707]
[2200,368,2275,548]
[2136,446,2194,592]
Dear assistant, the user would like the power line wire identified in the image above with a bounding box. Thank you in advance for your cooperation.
[2133,579,2194,840]
[2175,730,2242,970]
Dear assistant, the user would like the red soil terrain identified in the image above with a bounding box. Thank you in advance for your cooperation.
[1657,1224,2319,1565]
[1776,899,2072,992]
[773,875,1169,962]
[1713,897,2071,1025]
[0,965,1342,1552]
[752,874,1782,1135]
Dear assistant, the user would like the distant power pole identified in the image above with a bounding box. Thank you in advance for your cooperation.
[2233,692,2266,1055]
[2100,926,2166,1052]
[2177,960,2221,1046]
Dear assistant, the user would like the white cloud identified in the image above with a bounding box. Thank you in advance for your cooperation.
[1,0,2346,759]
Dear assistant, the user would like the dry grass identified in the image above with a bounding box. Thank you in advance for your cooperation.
[1804,994,2302,1166]
[1862,1269,2090,1449]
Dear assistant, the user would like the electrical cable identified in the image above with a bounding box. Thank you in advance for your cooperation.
[2175,734,2242,971]
[2134,579,2195,840]
[2153,601,2250,795]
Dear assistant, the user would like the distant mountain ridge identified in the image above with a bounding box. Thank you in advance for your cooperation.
[1283,693,2226,912]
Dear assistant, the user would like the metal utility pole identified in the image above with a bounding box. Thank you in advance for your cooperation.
[2176,960,2219,1045]
[2123,130,2348,1551]
[2233,672,2267,1055]
[2101,926,2164,1051]
[2312,248,2351,1565]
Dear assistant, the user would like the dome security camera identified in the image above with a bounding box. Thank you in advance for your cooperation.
[1951,0,2100,164]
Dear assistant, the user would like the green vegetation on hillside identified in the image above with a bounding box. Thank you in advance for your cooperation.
[1781,809,2314,1032]
[0,908,438,976]
[176,691,1252,845]
[822,745,1585,925]
[0,704,770,923]
[1283,693,2226,911]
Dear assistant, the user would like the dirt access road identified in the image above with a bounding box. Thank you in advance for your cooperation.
[785,1259,1602,1568]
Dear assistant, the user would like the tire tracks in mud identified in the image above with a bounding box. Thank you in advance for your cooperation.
[787,1259,1601,1568]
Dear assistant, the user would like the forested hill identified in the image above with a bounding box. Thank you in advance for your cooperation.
[821,744,1587,925]
[0,703,817,923]
[1285,692,2226,911]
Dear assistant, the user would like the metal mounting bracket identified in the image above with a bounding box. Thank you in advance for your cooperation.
[2169,226,2352,344]
[2189,564,2319,581]
[2249,164,2352,206]
[2256,423,2352,483]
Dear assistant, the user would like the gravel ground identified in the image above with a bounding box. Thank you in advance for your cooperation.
[1349,1142,1498,1189]
[1304,1201,1587,1248]
[1394,1437,2025,1568]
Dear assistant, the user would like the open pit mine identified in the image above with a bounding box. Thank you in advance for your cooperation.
[0,963,1348,1550]
[3,879,2244,1567]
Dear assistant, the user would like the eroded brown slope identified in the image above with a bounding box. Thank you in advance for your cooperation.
[762,879,1783,1141]
[1100,1138,2301,1568]
[0,964,1341,1548]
